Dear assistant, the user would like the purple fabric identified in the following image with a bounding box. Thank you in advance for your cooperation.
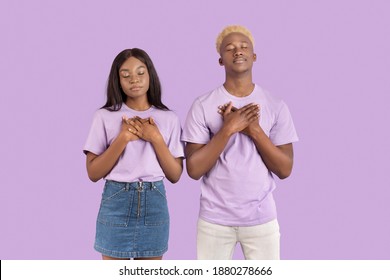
[84,104,184,182]
[182,85,299,226]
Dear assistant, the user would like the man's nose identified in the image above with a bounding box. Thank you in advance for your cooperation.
[234,50,243,57]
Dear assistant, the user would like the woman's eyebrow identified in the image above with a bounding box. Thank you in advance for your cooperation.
[120,66,146,71]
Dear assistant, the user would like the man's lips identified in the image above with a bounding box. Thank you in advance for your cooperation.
[233,57,246,63]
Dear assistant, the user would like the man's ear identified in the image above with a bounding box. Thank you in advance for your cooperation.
[219,58,224,65]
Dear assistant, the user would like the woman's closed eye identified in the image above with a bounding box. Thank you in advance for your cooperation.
[120,71,130,78]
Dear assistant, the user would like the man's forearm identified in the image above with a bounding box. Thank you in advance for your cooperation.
[249,127,294,179]
[186,127,232,180]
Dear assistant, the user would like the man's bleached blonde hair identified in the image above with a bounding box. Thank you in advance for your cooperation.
[216,25,255,54]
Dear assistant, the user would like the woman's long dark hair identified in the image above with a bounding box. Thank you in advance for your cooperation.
[102,48,169,111]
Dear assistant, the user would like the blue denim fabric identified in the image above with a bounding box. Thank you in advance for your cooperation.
[94,180,169,258]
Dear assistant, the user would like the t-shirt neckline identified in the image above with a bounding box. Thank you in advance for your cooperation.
[122,103,155,113]
[221,84,258,100]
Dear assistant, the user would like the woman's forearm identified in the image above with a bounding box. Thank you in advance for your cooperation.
[86,134,128,182]
[151,136,183,183]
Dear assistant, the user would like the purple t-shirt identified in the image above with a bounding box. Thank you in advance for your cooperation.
[84,104,184,182]
[182,85,299,226]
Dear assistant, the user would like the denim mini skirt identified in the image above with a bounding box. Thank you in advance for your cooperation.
[94,180,169,258]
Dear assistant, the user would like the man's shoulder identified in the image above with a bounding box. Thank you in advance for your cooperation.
[254,84,285,107]
[196,85,224,104]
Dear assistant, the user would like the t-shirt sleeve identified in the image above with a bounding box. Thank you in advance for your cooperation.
[83,110,108,155]
[269,102,299,146]
[166,115,185,158]
[181,98,210,144]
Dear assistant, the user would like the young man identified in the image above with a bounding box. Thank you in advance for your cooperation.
[182,25,299,260]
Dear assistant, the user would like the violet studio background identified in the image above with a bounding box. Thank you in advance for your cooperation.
[0,0,389,260]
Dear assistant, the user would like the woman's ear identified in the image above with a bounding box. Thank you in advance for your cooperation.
[253,53,257,62]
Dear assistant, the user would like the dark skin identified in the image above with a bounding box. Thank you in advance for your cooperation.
[87,115,175,260]
[86,57,183,260]
[218,104,294,179]
[86,57,183,184]
[185,32,294,180]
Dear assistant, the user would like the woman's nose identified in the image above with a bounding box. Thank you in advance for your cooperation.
[130,77,139,84]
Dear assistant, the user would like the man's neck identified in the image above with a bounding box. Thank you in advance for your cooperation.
[223,76,255,97]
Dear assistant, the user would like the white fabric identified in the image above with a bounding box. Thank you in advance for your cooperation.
[197,218,280,260]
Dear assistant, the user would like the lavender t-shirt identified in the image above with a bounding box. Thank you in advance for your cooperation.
[182,85,299,226]
[84,104,184,182]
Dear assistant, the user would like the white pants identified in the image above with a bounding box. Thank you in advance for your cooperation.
[197,218,280,260]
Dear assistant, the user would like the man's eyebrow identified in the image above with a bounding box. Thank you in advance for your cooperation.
[225,40,249,47]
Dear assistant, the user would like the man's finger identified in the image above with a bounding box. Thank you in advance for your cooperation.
[224,101,233,115]
[231,106,238,112]
[241,104,259,116]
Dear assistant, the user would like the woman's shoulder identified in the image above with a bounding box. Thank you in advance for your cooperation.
[153,108,179,118]
[93,107,111,117]
[152,108,182,127]
[91,107,122,122]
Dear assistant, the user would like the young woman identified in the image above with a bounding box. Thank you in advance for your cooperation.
[84,48,184,260]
